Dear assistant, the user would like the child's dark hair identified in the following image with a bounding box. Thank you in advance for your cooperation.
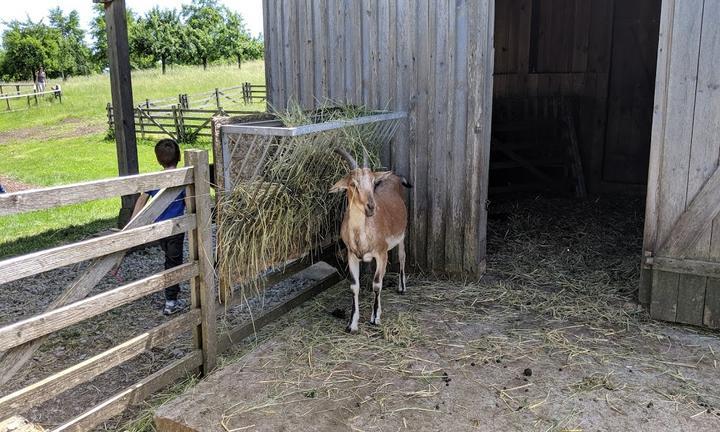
[155,139,181,168]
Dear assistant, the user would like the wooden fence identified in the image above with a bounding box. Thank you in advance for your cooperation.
[0,83,38,94]
[107,84,266,142]
[0,147,343,428]
[0,150,215,430]
[107,106,261,143]
[0,88,62,111]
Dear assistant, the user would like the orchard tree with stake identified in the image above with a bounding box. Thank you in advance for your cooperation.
[134,7,183,74]
[181,0,227,69]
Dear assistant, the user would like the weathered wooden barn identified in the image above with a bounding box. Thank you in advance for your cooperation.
[262,0,720,329]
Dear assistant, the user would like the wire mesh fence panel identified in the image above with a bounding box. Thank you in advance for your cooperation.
[214,110,406,299]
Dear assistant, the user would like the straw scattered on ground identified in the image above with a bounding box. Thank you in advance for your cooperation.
[163,196,720,431]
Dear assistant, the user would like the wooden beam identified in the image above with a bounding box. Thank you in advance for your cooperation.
[218,243,337,311]
[0,417,44,432]
[0,214,196,286]
[51,351,203,432]
[0,311,199,415]
[218,264,341,353]
[652,256,720,279]
[0,186,186,387]
[658,164,720,258]
[0,263,198,351]
[0,168,193,216]
[104,0,139,226]
[185,150,217,375]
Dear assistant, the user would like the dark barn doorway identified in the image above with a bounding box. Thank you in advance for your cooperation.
[487,0,662,299]
[489,0,661,197]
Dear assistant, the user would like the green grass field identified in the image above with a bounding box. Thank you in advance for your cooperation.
[0,62,266,258]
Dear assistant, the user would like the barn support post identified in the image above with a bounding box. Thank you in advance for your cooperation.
[102,0,139,227]
[184,149,217,375]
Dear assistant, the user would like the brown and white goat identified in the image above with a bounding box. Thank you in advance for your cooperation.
[330,148,411,332]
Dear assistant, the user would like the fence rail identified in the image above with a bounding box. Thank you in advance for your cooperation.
[0,87,62,111]
[107,83,265,142]
[0,150,215,430]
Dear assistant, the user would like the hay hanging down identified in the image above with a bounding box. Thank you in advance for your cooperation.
[217,103,387,298]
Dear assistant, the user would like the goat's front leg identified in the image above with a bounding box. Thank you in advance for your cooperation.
[398,238,407,294]
[370,251,388,325]
[347,253,361,333]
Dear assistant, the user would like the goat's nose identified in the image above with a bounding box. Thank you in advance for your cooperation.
[367,202,375,211]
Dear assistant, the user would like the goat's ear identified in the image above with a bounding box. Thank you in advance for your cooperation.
[373,171,393,183]
[330,176,349,193]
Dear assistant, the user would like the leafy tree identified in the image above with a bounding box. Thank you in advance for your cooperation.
[0,20,60,81]
[90,4,108,69]
[90,4,148,70]
[220,11,251,68]
[134,7,182,74]
[181,0,227,69]
[49,8,92,78]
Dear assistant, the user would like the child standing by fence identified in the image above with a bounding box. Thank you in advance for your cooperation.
[130,139,188,315]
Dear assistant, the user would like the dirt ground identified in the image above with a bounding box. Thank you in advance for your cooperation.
[155,197,720,432]
[3,197,720,431]
[0,117,105,145]
[0,175,35,192]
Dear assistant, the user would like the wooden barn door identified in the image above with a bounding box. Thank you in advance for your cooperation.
[641,0,720,328]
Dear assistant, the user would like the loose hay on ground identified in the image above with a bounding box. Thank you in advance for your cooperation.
[164,196,720,432]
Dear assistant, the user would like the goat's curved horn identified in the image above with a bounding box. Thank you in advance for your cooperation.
[334,148,358,170]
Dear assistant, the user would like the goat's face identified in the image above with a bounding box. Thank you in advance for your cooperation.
[331,168,393,217]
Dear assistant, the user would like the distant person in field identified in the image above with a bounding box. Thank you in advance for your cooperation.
[130,139,188,315]
[36,67,46,92]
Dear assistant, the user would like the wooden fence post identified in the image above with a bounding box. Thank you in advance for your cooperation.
[172,105,182,143]
[138,107,145,140]
[106,103,115,135]
[184,149,217,375]
[178,107,187,143]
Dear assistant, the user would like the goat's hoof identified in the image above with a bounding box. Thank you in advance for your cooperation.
[369,319,380,326]
[397,289,406,295]
[345,325,358,333]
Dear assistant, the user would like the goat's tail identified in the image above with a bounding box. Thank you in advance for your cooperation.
[399,175,413,189]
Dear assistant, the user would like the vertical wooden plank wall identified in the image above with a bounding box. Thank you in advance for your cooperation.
[702,0,720,328]
[261,0,495,275]
[649,0,703,323]
[643,0,720,327]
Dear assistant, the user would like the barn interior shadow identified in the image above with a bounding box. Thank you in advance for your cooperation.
[487,0,661,299]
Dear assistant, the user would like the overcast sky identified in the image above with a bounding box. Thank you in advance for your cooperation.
[0,0,265,42]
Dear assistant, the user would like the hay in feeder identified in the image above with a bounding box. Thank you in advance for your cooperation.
[216,103,388,299]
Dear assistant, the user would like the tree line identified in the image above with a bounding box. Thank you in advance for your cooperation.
[0,0,263,82]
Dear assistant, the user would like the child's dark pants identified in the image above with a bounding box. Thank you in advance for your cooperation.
[160,233,185,301]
